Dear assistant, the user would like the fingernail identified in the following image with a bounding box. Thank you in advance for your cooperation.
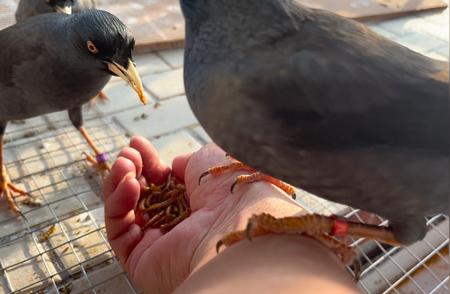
[125,171,136,181]
[119,172,136,186]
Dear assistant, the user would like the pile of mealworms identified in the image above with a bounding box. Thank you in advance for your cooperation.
[138,174,191,232]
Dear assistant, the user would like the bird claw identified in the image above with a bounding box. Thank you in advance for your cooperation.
[216,239,225,253]
[230,172,296,199]
[215,213,361,276]
[198,170,210,185]
[0,174,30,215]
[199,158,295,199]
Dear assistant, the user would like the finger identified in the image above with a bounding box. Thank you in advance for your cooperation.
[105,174,142,261]
[105,173,139,219]
[118,147,143,177]
[108,223,142,266]
[103,157,136,200]
[172,152,193,183]
[130,136,170,185]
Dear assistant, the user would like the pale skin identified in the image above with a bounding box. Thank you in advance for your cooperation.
[103,136,361,294]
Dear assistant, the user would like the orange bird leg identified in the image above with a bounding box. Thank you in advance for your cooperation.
[198,161,255,184]
[78,127,111,176]
[217,213,401,255]
[231,172,296,199]
[199,157,295,199]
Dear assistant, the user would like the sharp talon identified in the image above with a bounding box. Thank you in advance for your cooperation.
[245,221,254,242]
[198,171,210,185]
[351,258,362,281]
[230,180,238,194]
[17,210,26,219]
[291,192,297,200]
[216,240,224,254]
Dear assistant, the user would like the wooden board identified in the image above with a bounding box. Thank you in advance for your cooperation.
[0,0,447,52]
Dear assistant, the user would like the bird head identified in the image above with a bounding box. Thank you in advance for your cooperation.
[70,10,147,104]
[47,0,74,14]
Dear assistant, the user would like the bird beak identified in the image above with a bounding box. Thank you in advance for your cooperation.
[55,6,72,14]
[106,59,148,105]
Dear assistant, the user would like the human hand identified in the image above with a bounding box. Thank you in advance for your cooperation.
[103,136,302,293]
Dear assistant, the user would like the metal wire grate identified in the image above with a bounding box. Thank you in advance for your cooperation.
[0,113,139,293]
[0,111,448,293]
[296,191,449,294]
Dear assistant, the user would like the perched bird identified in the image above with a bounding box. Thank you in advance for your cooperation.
[15,0,108,105]
[0,9,147,214]
[16,0,97,21]
[181,0,449,250]
[16,0,74,22]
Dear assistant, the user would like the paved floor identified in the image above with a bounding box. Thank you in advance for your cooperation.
[0,4,448,294]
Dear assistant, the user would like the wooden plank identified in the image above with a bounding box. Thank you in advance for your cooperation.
[0,0,447,52]
[299,0,448,21]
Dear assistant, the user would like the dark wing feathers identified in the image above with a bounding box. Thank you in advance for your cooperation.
[0,26,41,89]
[244,30,449,153]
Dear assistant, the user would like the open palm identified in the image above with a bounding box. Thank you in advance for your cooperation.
[103,136,302,293]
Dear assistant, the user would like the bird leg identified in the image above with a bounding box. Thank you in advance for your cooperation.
[89,91,109,108]
[199,157,296,199]
[231,172,296,199]
[216,213,400,267]
[0,136,29,215]
[78,127,111,176]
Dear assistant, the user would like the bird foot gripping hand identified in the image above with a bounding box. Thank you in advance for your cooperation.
[216,213,401,280]
[215,214,361,278]
[199,156,296,199]
[137,174,191,232]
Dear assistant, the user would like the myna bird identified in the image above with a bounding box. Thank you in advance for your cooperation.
[180,0,449,258]
[0,9,147,214]
[15,0,109,105]
[16,0,75,22]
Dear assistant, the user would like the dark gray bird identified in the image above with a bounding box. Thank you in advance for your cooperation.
[181,0,449,246]
[16,0,96,22]
[16,0,110,105]
[16,0,74,22]
[0,9,147,214]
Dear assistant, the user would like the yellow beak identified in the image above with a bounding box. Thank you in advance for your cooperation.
[106,59,148,105]
[55,6,72,14]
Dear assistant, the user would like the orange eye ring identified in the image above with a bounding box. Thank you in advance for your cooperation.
[87,41,98,54]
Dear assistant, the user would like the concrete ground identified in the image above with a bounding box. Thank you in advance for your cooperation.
[0,4,448,294]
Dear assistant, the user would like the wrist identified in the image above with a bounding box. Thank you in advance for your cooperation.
[189,180,304,274]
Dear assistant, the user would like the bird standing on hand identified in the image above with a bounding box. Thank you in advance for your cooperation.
[180,0,449,259]
[0,9,147,215]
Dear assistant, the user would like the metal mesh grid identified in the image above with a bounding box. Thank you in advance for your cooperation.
[0,113,139,294]
[296,191,449,294]
[0,111,448,293]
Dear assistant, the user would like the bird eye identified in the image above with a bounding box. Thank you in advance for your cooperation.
[86,41,99,54]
